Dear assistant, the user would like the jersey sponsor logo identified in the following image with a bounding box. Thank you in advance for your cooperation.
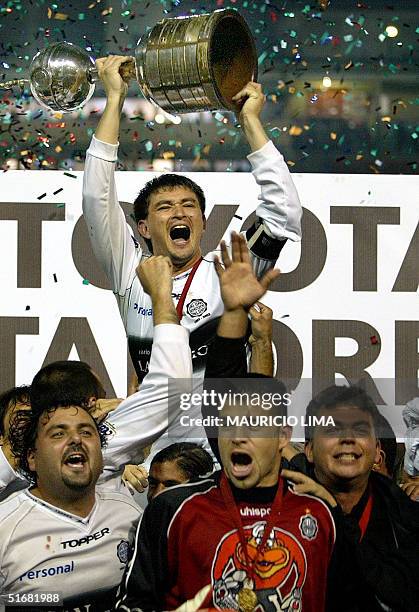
[299,513,318,541]
[61,527,110,549]
[186,299,207,318]
[134,303,153,317]
[117,539,130,563]
[19,560,75,582]
[240,506,271,519]
[212,521,307,611]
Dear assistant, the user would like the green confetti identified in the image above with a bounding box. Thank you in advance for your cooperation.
[258,51,268,65]
[82,279,90,285]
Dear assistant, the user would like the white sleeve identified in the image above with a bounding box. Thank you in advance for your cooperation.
[82,135,140,295]
[0,448,24,490]
[100,324,192,477]
[247,140,302,243]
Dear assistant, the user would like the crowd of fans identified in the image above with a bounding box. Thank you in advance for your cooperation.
[0,60,418,612]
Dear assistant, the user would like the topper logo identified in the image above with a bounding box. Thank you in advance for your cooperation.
[61,527,110,549]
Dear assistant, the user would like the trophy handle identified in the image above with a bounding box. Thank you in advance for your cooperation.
[88,59,136,85]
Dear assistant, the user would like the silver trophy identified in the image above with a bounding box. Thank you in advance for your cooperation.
[0,9,257,114]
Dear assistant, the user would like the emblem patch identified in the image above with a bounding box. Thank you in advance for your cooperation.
[299,514,318,541]
[186,299,207,318]
[117,539,130,563]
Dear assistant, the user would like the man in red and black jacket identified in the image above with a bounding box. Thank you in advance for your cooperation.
[115,234,339,612]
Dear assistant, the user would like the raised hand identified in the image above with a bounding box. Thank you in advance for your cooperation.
[214,232,280,312]
[137,256,178,325]
[95,55,130,103]
[137,255,173,299]
[232,81,265,122]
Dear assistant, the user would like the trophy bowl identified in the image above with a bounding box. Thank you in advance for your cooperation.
[135,8,258,113]
[30,42,95,112]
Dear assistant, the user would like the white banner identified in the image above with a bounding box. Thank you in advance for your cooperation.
[0,169,417,437]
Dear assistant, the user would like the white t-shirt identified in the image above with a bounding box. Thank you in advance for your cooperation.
[0,488,140,611]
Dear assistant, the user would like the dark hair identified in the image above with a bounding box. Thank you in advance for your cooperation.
[133,174,206,252]
[30,361,106,413]
[8,405,108,485]
[374,413,397,477]
[0,385,31,437]
[150,442,214,480]
[305,384,381,441]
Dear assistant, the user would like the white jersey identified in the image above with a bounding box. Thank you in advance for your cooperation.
[0,488,140,611]
[82,136,302,384]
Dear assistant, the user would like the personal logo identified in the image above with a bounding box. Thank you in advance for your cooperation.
[299,513,318,541]
[186,299,207,318]
[117,540,130,563]
[212,522,307,610]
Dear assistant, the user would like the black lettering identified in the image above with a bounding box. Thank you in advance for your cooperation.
[271,320,303,390]
[395,321,419,404]
[0,202,65,288]
[42,317,116,398]
[392,222,419,292]
[330,206,400,291]
[312,319,385,404]
[0,317,39,391]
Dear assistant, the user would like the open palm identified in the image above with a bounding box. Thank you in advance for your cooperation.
[214,233,280,311]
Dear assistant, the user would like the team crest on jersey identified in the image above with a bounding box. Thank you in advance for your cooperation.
[99,420,116,440]
[186,299,207,318]
[117,539,130,563]
[299,514,318,541]
[212,521,306,611]
[99,421,116,440]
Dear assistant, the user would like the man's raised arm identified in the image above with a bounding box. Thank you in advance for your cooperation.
[82,56,139,295]
[100,257,192,482]
[233,82,302,275]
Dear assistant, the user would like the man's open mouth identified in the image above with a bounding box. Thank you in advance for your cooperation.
[170,225,191,243]
[230,451,253,478]
[63,453,87,469]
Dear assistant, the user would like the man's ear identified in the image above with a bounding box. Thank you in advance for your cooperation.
[280,425,292,444]
[373,439,382,466]
[305,440,314,464]
[137,220,151,240]
[27,448,36,472]
[373,448,386,474]
[202,215,207,231]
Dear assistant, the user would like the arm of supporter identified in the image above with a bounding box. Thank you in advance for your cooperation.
[82,56,140,295]
[248,302,274,376]
[101,257,191,476]
[115,497,171,611]
[101,324,191,475]
[232,83,302,274]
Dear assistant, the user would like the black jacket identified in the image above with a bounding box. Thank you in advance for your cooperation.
[290,454,419,612]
